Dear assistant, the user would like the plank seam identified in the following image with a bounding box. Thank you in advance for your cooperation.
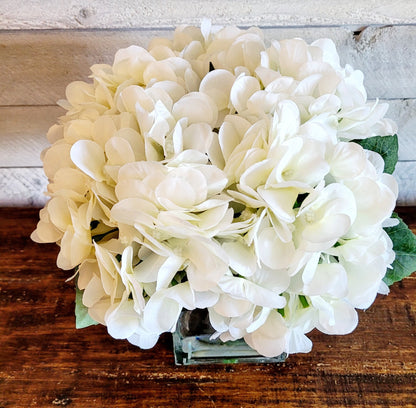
[1,158,415,170]
[1,23,416,34]
[1,98,415,109]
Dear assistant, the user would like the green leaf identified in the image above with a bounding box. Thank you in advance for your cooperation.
[75,285,99,329]
[354,134,398,174]
[299,295,309,308]
[92,228,118,243]
[383,213,416,286]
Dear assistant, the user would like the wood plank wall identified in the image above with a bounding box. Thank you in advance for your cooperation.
[1,1,416,206]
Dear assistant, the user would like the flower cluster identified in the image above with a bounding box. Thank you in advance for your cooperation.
[32,21,399,357]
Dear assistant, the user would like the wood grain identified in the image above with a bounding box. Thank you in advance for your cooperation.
[389,99,416,161]
[0,168,48,207]
[394,162,416,206]
[0,106,63,167]
[0,207,415,407]
[2,25,416,106]
[1,0,415,29]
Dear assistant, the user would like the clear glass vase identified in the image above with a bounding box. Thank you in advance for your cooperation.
[172,309,287,365]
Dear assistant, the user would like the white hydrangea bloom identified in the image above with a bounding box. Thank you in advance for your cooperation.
[32,22,400,358]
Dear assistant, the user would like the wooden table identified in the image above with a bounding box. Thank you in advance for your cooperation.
[1,207,415,407]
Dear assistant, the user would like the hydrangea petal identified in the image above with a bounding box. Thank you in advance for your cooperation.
[244,310,287,357]
[185,238,228,291]
[257,226,296,269]
[127,331,159,349]
[219,275,286,309]
[106,297,140,339]
[173,92,218,127]
[105,136,136,166]
[313,298,358,335]
[143,283,193,332]
[70,140,106,182]
[222,240,257,277]
[83,275,106,307]
[229,75,260,113]
[43,142,74,179]
[200,69,235,110]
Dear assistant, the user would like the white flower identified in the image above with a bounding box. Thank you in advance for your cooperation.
[32,197,93,269]
[327,229,395,309]
[302,261,348,299]
[311,296,358,335]
[244,310,288,357]
[282,294,315,354]
[32,21,400,359]
[112,45,156,84]
[295,183,357,252]
[172,92,218,127]
[111,159,232,292]
[199,69,235,111]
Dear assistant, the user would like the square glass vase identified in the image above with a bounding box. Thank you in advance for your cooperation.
[172,309,287,365]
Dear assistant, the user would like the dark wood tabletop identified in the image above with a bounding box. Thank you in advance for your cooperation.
[1,207,415,408]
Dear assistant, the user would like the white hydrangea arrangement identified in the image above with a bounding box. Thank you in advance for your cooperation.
[32,21,416,359]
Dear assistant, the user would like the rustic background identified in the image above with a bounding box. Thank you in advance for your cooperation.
[1,0,416,206]
[1,3,416,407]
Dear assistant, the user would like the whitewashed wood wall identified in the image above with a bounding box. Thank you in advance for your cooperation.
[1,0,416,206]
